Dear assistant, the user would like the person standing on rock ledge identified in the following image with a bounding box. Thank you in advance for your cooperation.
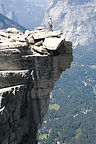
[48,17,53,31]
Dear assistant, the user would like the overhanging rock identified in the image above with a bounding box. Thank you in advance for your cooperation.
[0,27,73,144]
[43,37,72,54]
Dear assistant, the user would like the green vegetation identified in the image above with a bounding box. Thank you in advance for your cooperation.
[39,134,48,140]
[74,128,82,140]
[49,104,60,111]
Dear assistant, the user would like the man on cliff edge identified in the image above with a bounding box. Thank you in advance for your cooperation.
[48,17,53,31]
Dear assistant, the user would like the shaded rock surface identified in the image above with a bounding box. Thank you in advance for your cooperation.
[0,27,72,56]
[0,54,73,144]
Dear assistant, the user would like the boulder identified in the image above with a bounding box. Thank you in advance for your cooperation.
[43,37,64,50]
[0,41,28,49]
[24,30,30,37]
[0,31,9,38]
[32,30,63,40]
[35,26,46,31]
[5,28,22,34]
[35,41,43,46]
[31,45,48,55]
[10,34,26,42]
[43,37,72,54]
[27,34,35,45]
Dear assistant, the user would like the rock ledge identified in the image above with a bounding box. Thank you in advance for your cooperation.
[0,27,72,56]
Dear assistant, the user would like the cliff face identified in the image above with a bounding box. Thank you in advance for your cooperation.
[0,26,73,143]
[0,53,73,143]
[43,0,96,46]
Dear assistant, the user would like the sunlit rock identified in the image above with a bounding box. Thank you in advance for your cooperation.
[0,27,72,56]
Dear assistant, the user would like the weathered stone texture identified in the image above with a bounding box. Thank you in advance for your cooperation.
[0,27,72,56]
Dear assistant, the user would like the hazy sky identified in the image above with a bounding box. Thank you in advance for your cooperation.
[25,0,46,4]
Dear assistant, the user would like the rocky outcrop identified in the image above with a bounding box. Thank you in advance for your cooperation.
[0,27,72,56]
[0,26,73,143]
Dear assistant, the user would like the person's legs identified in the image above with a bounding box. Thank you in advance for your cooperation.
[50,25,53,31]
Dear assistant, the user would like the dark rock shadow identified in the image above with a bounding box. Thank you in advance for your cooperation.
[0,53,73,144]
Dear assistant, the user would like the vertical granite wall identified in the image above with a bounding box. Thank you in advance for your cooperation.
[0,50,73,144]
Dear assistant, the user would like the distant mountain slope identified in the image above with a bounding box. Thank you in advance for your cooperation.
[0,0,18,22]
[0,13,26,32]
[0,1,5,15]
[0,0,46,30]
[43,0,96,47]
[6,11,18,22]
